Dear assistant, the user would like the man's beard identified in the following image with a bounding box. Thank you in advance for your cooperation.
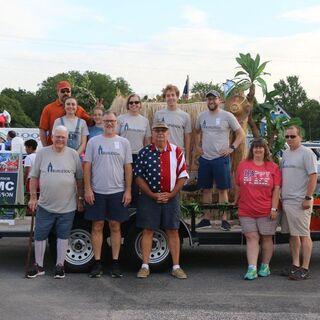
[207,104,218,111]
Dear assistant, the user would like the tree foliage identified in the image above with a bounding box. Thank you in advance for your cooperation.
[191,81,222,101]
[0,95,35,127]
[1,71,133,126]
[273,75,308,117]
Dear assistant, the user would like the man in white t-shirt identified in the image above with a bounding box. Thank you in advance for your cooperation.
[195,90,245,231]
[154,84,192,167]
[84,111,132,278]
[24,139,38,191]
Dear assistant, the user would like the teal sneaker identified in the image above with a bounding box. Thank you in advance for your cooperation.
[244,267,258,280]
[258,264,271,277]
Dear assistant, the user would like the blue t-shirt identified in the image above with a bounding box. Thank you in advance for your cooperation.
[88,126,104,139]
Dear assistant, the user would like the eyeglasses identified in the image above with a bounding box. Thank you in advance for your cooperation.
[60,89,71,94]
[285,135,297,139]
[153,129,167,133]
[128,101,140,105]
[103,120,117,123]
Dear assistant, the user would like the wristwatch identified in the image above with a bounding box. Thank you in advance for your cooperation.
[78,196,84,201]
[305,196,313,200]
[271,208,278,212]
[230,145,236,151]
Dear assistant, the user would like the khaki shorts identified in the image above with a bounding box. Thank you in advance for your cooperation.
[281,203,311,237]
[239,216,278,235]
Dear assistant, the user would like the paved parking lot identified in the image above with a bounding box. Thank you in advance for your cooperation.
[0,238,319,320]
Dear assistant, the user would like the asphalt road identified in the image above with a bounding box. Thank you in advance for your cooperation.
[0,238,319,320]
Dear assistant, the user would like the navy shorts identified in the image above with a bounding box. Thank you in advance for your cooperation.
[84,191,129,222]
[34,206,75,241]
[136,193,180,230]
[197,156,231,190]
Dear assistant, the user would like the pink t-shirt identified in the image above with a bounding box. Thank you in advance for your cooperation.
[236,160,281,218]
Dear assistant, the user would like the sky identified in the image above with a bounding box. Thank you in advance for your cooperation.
[0,0,320,101]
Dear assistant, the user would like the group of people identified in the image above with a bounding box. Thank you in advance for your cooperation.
[25,80,317,282]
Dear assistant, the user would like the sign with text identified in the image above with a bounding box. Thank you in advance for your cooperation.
[0,152,24,220]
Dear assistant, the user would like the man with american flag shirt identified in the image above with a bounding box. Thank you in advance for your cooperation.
[134,121,189,279]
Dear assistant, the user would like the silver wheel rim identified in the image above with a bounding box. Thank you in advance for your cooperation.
[65,228,94,266]
[135,229,170,264]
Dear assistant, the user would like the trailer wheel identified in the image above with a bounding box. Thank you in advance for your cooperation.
[64,221,94,273]
[125,224,172,272]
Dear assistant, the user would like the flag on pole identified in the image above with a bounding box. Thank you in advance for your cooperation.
[182,75,189,100]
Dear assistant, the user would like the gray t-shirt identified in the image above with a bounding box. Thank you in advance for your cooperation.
[30,146,83,213]
[153,108,192,149]
[195,109,241,160]
[281,145,318,204]
[117,113,151,154]
[84,135,133,194]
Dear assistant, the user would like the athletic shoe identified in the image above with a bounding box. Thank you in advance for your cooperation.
[171,267,187,279]
[280,265,300,277]
[137,267,150,279]
[220,220,231,231]
[26,264,45,279]
[289,268,311,281]
[244,267,258,280]
[258,264,271,277]
[89,263,103,278]
[54,264,65,279]
[111,262,123,278]
[195,219,211,229]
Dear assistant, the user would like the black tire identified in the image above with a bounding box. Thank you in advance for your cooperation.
[64,220,94,273]
[124,224,172,272]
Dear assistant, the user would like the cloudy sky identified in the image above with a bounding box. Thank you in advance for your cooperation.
[0,0,319,100]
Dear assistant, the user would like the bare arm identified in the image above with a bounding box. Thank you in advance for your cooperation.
[135,176,158,201]
[219,127,245,157]
[184,133,191,167]
[232,127,245,148]
[194,129,203,155]
[270,186,280,220]
[122,163,132,207]
[83,161,94,205]
[39,129,48,147]
[77,135,87,155]
[28,177,39,212]
[303,173,318,209]
[76,178,84,212]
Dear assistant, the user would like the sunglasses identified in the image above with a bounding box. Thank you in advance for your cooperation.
[129,101,140,105]
[285,135,297,139]
[60,89,71,94]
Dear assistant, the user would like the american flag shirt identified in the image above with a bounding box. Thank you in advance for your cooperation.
[134,142,189,192]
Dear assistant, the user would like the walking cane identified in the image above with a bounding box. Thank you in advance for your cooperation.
[25,204,35,278]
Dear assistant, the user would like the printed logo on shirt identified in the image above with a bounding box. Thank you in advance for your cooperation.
[202,119,221,130]
[98,145,120,156]
[47,162,72,174]
[124,123,129,131]
[243,169,271,186]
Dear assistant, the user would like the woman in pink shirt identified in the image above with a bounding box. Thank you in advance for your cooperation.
[235,138,281,280]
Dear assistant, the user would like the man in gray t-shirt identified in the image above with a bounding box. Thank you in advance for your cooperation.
[27,125,84,279]
[280,125,317,280]
[84,111,132,278]
[195,90,245,231]
[153,84,192,166]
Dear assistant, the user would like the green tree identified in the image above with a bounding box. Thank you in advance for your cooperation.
[1,88,38,123]
[191,81,222,101]
[33,71,132,124]
[0,95,35,127]
[296,99,320,140]
[273,75,307,117]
